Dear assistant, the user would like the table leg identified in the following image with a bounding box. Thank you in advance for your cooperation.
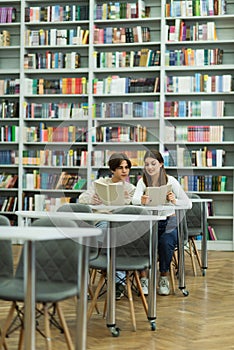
[148,220,158,331]
[76,238,90,350]
[106,223,119,337]
[177,210,189,297]
[201,202,208,276]
[24,241,35,350]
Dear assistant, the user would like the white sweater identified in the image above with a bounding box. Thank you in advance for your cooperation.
[131,175,192,217]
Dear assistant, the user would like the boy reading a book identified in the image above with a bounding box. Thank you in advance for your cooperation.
[132,150,192,296]
[79,152,136,299]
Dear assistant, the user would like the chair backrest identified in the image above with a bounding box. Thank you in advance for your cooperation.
[0,215,13,279]
[186,193,203,236]
[57,203,98,259]
[110,206,151,257]
[16,218,79,283]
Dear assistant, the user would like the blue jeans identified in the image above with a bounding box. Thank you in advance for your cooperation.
[158,216,178,274]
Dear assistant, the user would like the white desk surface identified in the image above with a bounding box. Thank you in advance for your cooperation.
[0,226,102,241]
[16,210,166,222]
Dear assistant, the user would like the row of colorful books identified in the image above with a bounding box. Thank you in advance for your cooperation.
[0,101,19,119]
[25,28,89,47]
[23,171,87,191]
[25,5,89,22]
[0,125,19,142]
[24,125,88,143]
[0,79,20,95]
[94,49,160,68]
[24,52,81,70]
[93,101,160,119]
[165,124,224,142]
[0,150,18,165]
[94,0,148,20]
[165,0,227,17]
[165,48,223,66]
[95,125,147,143]
[93,76,159,94]
[178,174,227,191]
[167,20,218,42]
[164,100,224,118]
[0,196,17,212]
[22,149,87,167]
[166,74,232,93]
[0,7,16,23]
[93,25,151,44]
[24,77,88,95]
[24,102,88,119]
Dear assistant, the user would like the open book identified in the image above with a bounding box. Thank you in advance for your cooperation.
[94,181,125,206]
[145,184,172,206]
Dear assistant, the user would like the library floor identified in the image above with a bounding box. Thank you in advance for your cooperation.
[0,249,233,350]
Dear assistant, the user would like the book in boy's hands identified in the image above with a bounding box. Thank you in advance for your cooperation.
[94,181,125,206]
[145,184,172,206]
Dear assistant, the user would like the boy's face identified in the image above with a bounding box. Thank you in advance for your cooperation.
[111,160,130,183]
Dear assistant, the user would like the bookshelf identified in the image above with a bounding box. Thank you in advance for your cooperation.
[0,0,233,250]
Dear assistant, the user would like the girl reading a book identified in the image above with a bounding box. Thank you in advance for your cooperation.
[132,150,192,296]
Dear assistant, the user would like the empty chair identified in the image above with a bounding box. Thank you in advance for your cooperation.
[0,217,81,350]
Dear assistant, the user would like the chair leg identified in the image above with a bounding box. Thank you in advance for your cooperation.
[189,239,197,276]
[43,304,52,350]
[0,302,16,349]
[191,237,202,270]
[87,272,106,321]
[126,272,136,332]
[88,284,100,315]
[18,326,24,350]
[56,303,74,350]
[170,261,176,295]
[133,271,148,315]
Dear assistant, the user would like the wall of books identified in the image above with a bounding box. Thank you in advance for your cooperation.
[0,0,233,250]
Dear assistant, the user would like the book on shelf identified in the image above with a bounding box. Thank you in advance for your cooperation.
[207,225,217,240]
[145,184,172,206]
[94,181,125,206]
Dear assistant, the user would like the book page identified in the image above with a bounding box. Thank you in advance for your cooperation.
[145,184,172,206]
[94,181,125,206]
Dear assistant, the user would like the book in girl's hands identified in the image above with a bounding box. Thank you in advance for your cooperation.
[145,184,172,206]
[94,181,125,206]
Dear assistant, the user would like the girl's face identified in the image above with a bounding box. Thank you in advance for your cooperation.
[144,157,162,176]
[112,160,130,183]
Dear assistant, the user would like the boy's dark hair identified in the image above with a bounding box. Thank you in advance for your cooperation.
[108,153,132,171]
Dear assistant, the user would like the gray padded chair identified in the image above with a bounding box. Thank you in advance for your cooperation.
[185,193,203,276]
[0,215,13,283]
[57,203,98,260]
[88,206,151,331]
[0,217,81,350]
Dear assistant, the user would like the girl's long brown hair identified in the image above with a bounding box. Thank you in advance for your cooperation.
[142,150,168,187]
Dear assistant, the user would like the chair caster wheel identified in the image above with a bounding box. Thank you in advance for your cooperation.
[109,326,120,337]
[182,289,189,297]
[202,270,206,276]
[150,321,156,331]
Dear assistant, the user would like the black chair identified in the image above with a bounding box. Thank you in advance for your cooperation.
[0,217,81,350]
[185,193,203,276]
[88,206,151,331]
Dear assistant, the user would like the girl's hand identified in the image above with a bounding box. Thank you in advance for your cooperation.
[167,191,176,204]
[91,194,102,205]
[141,195,150,205]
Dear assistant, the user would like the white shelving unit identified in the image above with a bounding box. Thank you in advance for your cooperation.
[0,0,233,250]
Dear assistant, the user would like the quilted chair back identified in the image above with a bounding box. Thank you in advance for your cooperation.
[111,206,151,258]
[0,215,13,279]
[15,217,79,283]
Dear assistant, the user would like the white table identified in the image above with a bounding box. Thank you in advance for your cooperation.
[0,225,102,350]
[16,210,165,336]
[91,199,212,296]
